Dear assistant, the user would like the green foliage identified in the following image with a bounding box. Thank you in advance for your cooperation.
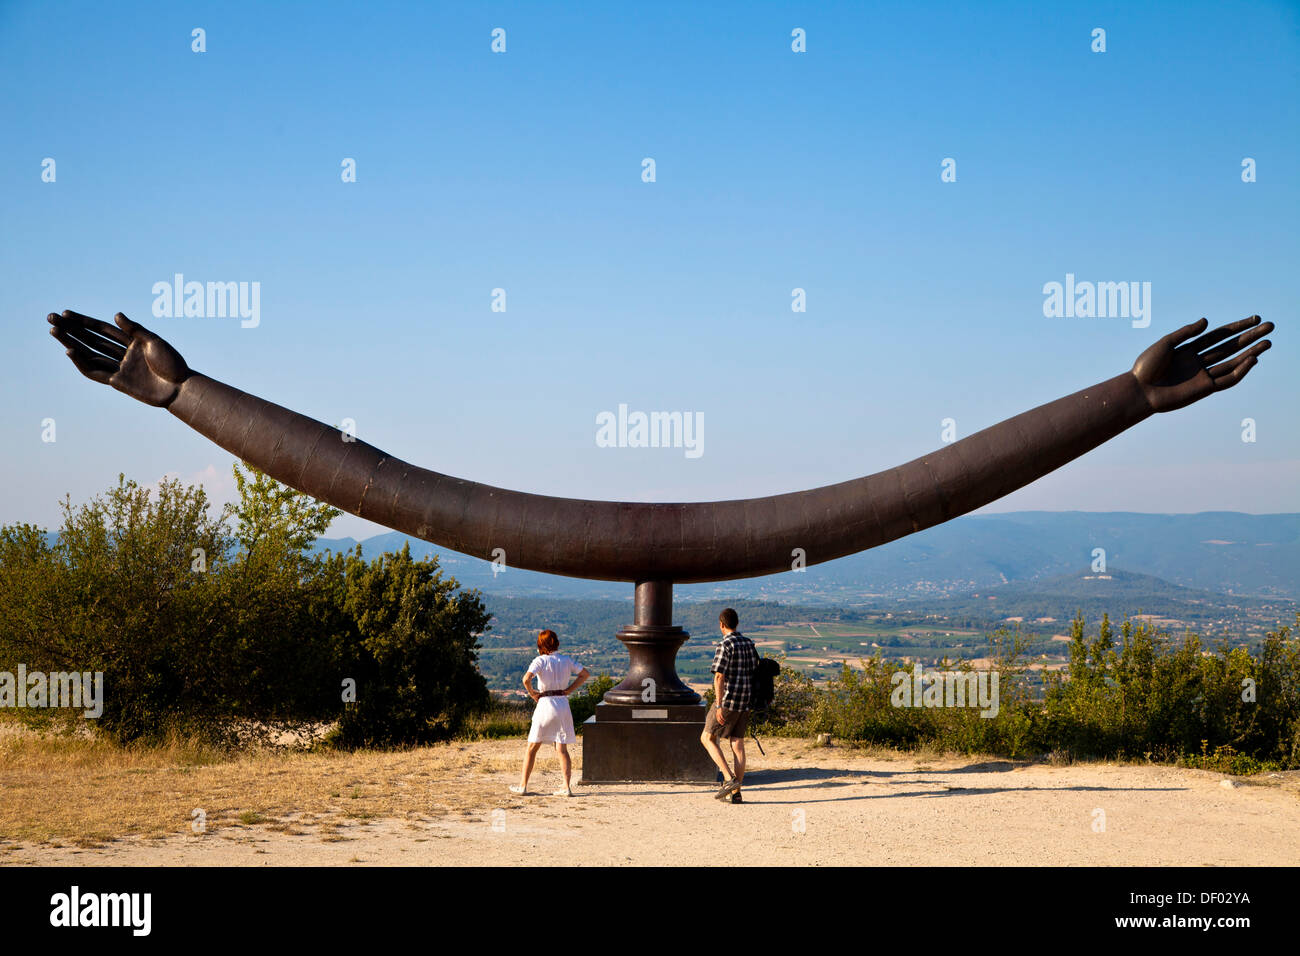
[772,628,1037,756]
[1182,741,1279,775]
[0,474,242,741]
[569,674,616,727]
[0,467,489,748]
[463,697,534,740]
[230,463,340,564]
[754,615,1300,771]
[331,543,490,747]
[1037,612,1300,767]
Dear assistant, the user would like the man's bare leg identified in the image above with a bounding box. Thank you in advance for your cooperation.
[729,737,746,791]
[700,730,733,780]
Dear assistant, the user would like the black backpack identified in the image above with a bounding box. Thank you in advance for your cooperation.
[745,653,780,755]
[752,655,781,714]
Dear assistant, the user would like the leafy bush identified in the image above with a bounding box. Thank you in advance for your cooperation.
[331,543,490,747]
[0,467,490,747]
[752,614,1300,771]
[569,674,616,727]
[1038,612,1300,768]
[1,475,255,743]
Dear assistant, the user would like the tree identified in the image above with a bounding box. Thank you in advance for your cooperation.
[0,475,234,740]
[0,467,505,749]
[217,463,345,730]
[229,462,339,568]
[334,543,491,746]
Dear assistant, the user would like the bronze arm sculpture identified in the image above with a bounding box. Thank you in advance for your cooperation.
[47,311,1272,584]
[46,309,1274,729]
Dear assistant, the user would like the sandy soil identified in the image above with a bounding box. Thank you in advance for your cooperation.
[4,739,1297,866]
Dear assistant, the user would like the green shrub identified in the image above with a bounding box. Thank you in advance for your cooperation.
[753,615,1299,772]
[331,543,490,747]
[0,467,491,748]
[1036,612,1300,769]
[569,674,617,727]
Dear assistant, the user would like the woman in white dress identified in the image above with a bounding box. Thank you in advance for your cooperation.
[511,629,589,796]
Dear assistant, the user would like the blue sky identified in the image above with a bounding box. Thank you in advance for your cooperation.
[3,0,1296,541]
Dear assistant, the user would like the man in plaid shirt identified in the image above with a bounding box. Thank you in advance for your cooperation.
[699,607,760,803]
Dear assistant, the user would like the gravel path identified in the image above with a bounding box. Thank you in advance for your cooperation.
[7,741,1297,866]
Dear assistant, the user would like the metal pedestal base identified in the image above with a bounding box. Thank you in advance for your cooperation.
[580,702,717,783]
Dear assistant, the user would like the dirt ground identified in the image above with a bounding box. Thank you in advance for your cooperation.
[3,738,1297,866]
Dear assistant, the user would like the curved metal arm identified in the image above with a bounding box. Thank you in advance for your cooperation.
[164,368,1147,581]
[48,311,1274,583]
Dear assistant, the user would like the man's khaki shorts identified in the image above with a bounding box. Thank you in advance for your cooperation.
[703,703,750,740]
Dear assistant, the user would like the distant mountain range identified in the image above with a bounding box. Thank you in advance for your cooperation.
[312,511,1300,603]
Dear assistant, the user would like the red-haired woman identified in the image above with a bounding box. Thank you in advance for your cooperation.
[511,629,589,796]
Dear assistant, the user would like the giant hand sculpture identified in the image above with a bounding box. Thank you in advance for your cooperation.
[48,307,1275,720]
[48,311,1272,585]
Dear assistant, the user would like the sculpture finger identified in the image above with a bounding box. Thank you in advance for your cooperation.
[51,324,125,362]
[1208,339,1270,378]
[49,312,126,357]
[56,309,128,345]
[1185,315,1261,354]
[50,325,102,358]
[1199,321,1274,367]
[1211,355,1257,391]
[65,310,132,347]
[76,325,128,361]
[1163,317,1208,349]
[62,345,117,383]
[47,311,90,334]
[114,312,149,338]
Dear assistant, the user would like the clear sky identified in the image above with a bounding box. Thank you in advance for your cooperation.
[3,0,1296,541]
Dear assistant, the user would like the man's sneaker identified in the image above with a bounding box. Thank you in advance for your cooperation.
[714,778,740,800]
[727,791,743,804]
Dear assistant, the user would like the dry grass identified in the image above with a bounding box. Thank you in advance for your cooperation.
[0,720,542,849]
[13,718,1191,855]
[7,721,1296,866]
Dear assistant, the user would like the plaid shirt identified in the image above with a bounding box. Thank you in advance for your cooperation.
[711,630,759,712]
